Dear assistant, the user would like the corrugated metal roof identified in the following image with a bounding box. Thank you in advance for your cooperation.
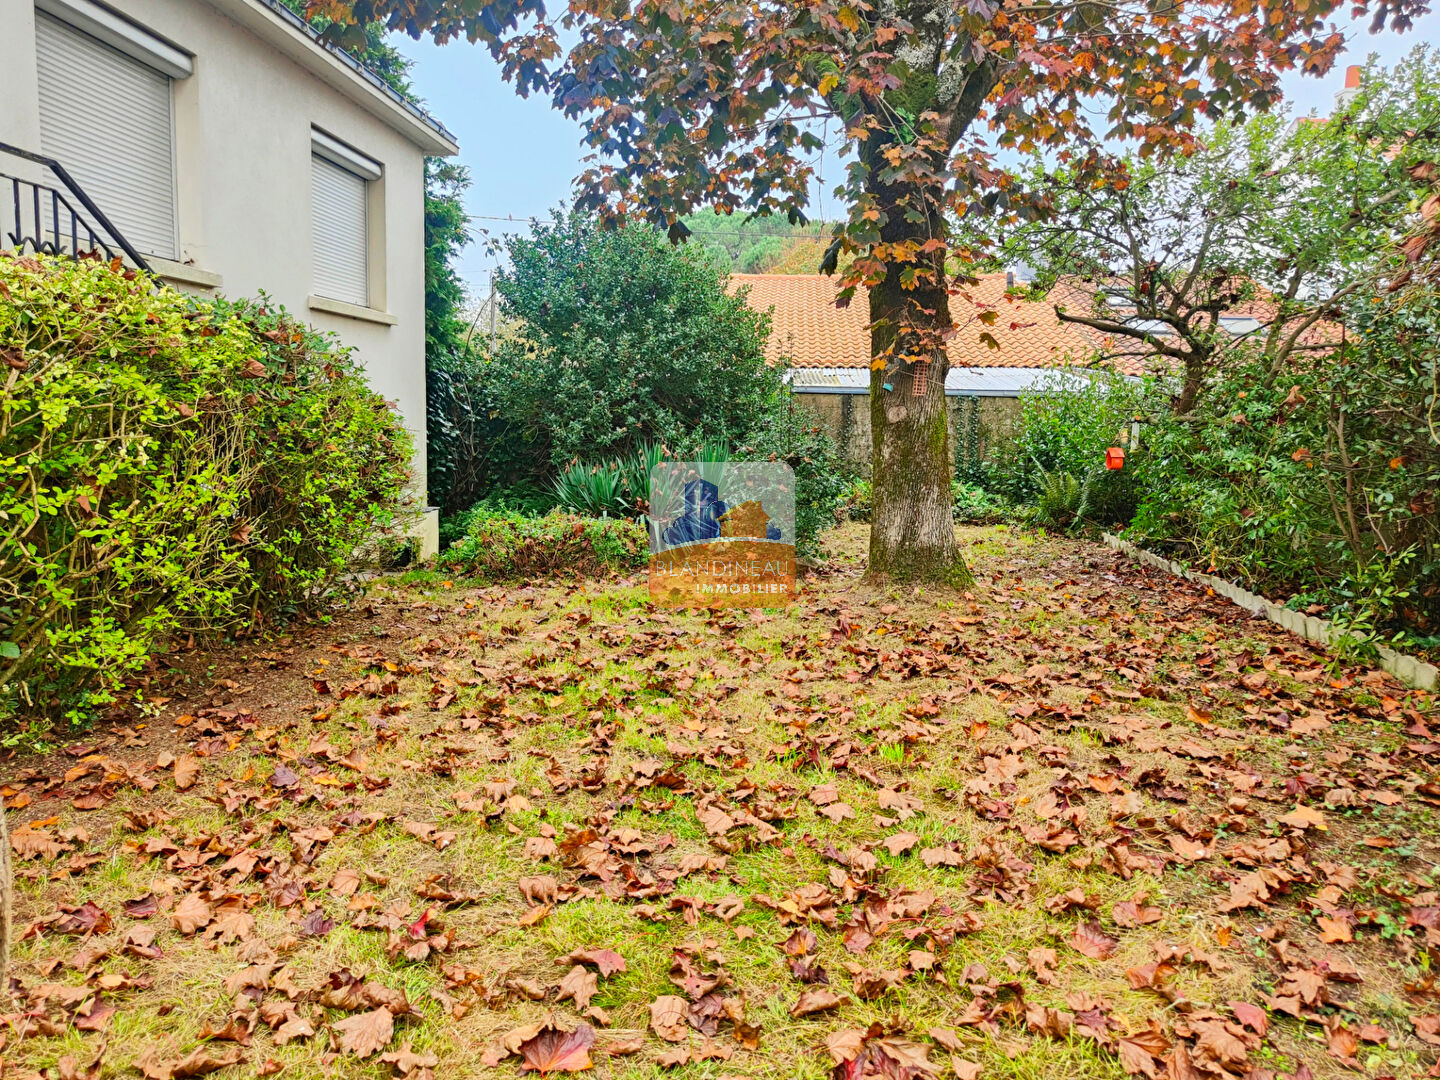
[785,366,1101,396]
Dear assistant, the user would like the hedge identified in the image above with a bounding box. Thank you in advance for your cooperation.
[0,254,414,726]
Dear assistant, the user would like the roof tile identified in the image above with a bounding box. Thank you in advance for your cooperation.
[729,273,1114,373]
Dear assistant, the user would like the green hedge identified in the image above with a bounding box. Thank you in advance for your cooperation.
[0,254,414,726]
[437,507,646,579]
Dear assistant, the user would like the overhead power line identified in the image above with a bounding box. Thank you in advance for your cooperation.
[464,212,838,240]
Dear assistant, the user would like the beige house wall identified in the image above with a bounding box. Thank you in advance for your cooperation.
[0,0,456,553]
[794,391,1020,477]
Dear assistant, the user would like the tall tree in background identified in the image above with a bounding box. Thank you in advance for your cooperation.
[313,0,1423,583]
[997,47,1440,414]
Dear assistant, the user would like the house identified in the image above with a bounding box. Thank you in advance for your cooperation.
[730,272,1117,471]
[1044,274,1344,395]
[0,0,458,554]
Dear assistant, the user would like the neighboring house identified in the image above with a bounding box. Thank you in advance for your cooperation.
[0,0,458,553]
[1046,276,1342,362]
[730,272,1117,471]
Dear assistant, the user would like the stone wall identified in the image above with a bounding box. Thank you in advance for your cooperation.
[794,391,1021,476]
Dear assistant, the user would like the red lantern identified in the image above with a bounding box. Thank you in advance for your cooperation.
[1105,447,1125,470]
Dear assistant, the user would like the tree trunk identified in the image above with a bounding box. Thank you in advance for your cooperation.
[864,196,972,585]
[1174,348,1209,415]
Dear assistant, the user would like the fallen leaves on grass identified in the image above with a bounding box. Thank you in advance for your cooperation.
[332,1007,395,1058]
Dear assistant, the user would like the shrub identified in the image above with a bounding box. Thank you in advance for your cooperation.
[429,213,854,555]
[1129,329,1439,640]
[493,212,784,466]
[0,254,412,725]
[552,460,628,518]
[951,481,1004,524]
[437,507,647,578]
[842,478,872,522]
[990,371,1147,507]
[536,404,850,559]
[1035,469,1082,527]
[439,485,558,549]
[209,296,415,610]
[550,443,665,520]
[735,400,851,558]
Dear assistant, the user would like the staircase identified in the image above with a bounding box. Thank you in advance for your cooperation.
[0,141,151,272]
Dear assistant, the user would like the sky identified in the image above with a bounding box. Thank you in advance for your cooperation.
[391,9,1440,299]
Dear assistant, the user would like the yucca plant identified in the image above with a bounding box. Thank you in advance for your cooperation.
[691,436,731,489]
[551,460,626,517]
[618,441,665,517]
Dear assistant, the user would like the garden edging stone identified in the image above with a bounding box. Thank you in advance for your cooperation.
[1101,533,1439,691]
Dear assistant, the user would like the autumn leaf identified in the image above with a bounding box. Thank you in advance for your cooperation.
[556,965,598,1010]
[333,1007,395,1058]
[1027,947,1058,985]
[882,831,921,856]
[920,847,964,868]
[517,1022,596,1074]
[790,988,844,1018]
[1278,804,1327,831]
[170,893,213,935]
[1317,915,1353,943]
[1112,894,1163,929]
[1167,834,1209,861]
[560,949,626,976]
[136,1046,246,1080]
[1070,920,1118,959]
[650,995,690,1042]
[173,755,200,790]
[379,1041,440,1076]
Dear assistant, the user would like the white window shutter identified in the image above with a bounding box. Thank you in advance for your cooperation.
[311,154,369,307]
[35,13,177,260]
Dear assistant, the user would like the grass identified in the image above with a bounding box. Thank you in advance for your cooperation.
[2,523,1437,1080]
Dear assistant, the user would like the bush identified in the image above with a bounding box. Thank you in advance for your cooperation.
[0,254,412,724]
[437,507,647,579]
[1129,329,1439,641]
[210,295,415,609]
[951,481,1004,524]
[735,399,851,558]
[530,402,849,559]
[841,478,872,522]
[428,213,855,556]
[1035,469,1082,527]
[990,371,1147,507]
[440,485,557,549]
[493,212,784,467]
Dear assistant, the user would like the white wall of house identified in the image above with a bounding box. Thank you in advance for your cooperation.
[0,0,457,553]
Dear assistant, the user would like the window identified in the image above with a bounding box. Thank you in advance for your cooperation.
[311,131,380,308]
[35,10,181,259]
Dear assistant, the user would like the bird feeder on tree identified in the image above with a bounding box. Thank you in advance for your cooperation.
[1105,446,1126,470]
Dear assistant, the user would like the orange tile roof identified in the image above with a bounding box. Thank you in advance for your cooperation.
[1047,276,1341,357]
[729,273,1108,372]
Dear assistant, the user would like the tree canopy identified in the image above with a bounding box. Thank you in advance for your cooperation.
[312,0,1428,581]
[996,45,1440,412]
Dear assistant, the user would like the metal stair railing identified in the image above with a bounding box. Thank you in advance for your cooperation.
[0,141,152,273]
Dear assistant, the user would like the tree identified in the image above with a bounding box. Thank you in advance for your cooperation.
[491,212,782,465]
[315,0,1424,582]
[997,46,1440,414]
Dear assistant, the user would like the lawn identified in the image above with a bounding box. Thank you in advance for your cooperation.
[4,524,1438,1080]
